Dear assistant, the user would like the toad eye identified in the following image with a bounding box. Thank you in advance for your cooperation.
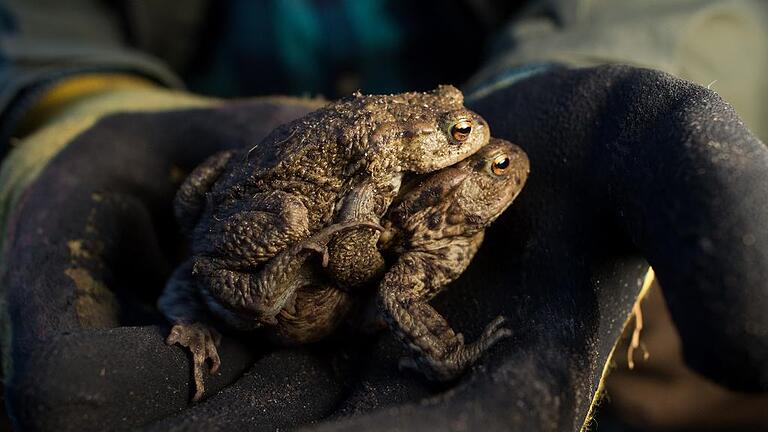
[491,154,510,175]
[450,119,472,142]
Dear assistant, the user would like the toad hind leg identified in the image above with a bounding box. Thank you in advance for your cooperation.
[166,322,222,402]
[194,221,383,325]
[174,150,234,235]
[159,261,223,402]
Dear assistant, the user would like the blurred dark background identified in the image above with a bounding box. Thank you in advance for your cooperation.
[108,0,526,98]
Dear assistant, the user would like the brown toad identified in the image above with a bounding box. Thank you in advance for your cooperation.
[160,86,490,400]
[375,137,529,380]
[251,138,529,381]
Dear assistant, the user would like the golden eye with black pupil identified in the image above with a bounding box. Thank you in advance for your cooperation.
[491,154,510,175]
[451,119,472,142]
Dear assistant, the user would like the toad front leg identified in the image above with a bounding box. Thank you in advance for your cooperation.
[326,179,394,288]
[377,235,511,381]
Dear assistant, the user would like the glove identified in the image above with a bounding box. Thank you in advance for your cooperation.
[0,83,333,430]
[310,65,768,431]
[2,64,767,432]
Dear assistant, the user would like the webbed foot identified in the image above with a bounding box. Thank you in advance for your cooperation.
[166,322,222,402]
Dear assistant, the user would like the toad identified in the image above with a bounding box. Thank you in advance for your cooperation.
[228,138,529,384]
[375,138,529,380]
[160,86,491,400]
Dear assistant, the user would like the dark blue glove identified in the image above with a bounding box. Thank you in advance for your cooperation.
[3,65,767,432]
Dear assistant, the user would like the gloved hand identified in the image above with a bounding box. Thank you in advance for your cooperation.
[2,64,767,432]
[311,64,768,431]
[0,84,334,430]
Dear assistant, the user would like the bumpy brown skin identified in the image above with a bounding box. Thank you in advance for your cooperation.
[183,85,488,320]
[263,138,530,380]
[160,86,490,401]
[375,138,529,381]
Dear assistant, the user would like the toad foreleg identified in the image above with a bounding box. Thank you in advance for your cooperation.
[377,236,511,381]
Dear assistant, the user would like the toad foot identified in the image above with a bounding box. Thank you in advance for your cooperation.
[166,322,222,402]
[400,316,511,381]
